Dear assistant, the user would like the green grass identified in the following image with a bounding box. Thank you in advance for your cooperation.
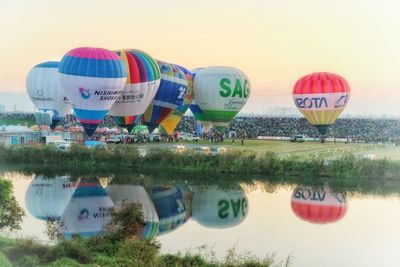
[139,139,397,159]
[0,118,35,127]
[1,143,400,179]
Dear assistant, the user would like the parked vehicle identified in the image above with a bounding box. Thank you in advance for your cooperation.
[179,132,199,141]
[290,135,305,142]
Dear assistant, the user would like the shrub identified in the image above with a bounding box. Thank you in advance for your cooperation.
[0,251,12,267]
[0,179,25,231]
[117,239,160,266]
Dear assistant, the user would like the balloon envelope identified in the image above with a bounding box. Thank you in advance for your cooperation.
[292,72,351,135]
[106,184,159,239]
[60,179,114,239]
[160,65,193,135]
[193,66,250,132]
[58,47,127,136]
[291,186,348,224]
[142,61,188,133]
[26,61,71,128]
[25,175,78,220]
[109,49,161,132]
[192,186,248,228]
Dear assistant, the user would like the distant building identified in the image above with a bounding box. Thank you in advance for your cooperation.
[0,104,5,113]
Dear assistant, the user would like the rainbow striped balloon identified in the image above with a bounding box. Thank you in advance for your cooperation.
[58,47,127,136]
[108,49,161,133]
[142,60,188,133]
[292,72,350,135]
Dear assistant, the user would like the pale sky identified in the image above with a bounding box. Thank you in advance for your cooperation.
[1,0,400,116]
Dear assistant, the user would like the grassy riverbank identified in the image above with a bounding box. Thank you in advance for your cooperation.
[1,144,400,179]
[0,236,292,267]
[0,202,291,267]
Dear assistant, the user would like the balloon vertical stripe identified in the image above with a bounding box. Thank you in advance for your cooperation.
[108,49,161,132]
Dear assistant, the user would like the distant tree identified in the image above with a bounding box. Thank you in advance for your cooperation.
[0,179,25,231]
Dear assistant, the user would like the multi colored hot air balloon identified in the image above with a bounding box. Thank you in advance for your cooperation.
[25,175,77,221]
[142,61,188,133]
[106,184,159,239]
[192,186,248,228]
[108,49,161,133]
[193,66,250,132]
[151,186,187,235]
[26,61,71,128]
[58,47,127,136]
[291,186,348,224]
[60,179,114,239]
[292,72,350,138]
[160,65,193,135]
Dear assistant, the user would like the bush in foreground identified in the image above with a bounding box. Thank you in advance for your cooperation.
[0,203,291,267]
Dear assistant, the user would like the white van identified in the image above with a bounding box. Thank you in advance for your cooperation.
[179,132,199,141]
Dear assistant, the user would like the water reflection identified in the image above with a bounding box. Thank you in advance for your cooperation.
[151,186,188,235]
[106,184,159,239]
[60,178,114,239]
[291,186,348,224]
[25,175,78,221]
[9,170,400,266]
[192,185,248,228]
[22,174,251,240]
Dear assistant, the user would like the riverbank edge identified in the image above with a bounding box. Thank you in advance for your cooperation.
[1,144,400,179]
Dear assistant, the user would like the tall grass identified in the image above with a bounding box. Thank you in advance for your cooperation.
[1,145,400,179]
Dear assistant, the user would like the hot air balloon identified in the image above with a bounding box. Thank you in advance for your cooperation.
[151,186,187,235]
[291,186,348,224]
[108,49,161,133]
[58,47,127,137]
[188,68,212,133]
[193,66,250,132]
[192,186,248,228]
[106,184,159,239]
[160,65,193,135]
[60,179,114,239]
[292,72,350,141]
[25,175,78,221]
[142,61,188,133]
[26,61,71,129]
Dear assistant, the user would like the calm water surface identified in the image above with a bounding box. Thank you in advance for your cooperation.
[2,169,400,267]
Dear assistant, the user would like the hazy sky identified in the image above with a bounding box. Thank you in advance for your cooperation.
[1,0,400,116]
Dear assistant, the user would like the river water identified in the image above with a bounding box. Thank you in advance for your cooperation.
[1,169,400,267]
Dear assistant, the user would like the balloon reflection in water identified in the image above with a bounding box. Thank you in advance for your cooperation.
[106,184,159,239]
[291,186,348,224]
[151,186,187,235]
[60,179,114,239]
[25,175,78,221]
[192,186,248,228]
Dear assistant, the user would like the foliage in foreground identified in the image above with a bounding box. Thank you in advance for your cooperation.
[0,179,25,231]
[0,204,291,267]
[1,144,400,179]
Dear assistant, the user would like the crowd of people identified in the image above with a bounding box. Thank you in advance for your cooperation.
[2,113,400,143]
[177,116,400,143]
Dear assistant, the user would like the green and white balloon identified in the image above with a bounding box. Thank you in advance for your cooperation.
[193,66,250,131]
